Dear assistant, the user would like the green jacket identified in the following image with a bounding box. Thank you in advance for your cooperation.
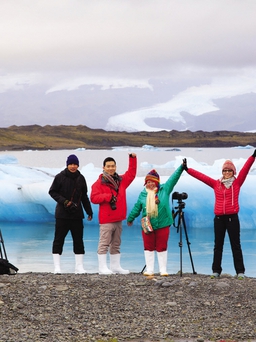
[127,165,183,230]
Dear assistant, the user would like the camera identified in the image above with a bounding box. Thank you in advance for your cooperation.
[172,192,188,201]
[110,195,117,210]
[65,201,78,214]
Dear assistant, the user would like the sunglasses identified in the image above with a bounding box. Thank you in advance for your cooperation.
[222,169,233,173]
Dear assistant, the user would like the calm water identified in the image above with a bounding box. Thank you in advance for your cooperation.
[2,221,256,277]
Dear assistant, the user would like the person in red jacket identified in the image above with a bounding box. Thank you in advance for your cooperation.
[90,153,137,275]
[183,150,256,279]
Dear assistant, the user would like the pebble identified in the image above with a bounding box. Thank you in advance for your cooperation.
[0,272,256,342]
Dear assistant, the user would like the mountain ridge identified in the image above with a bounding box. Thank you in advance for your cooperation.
[0,125,255,151]
[1,81,256,132]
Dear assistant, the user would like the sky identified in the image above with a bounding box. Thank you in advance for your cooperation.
[1,0,256,129]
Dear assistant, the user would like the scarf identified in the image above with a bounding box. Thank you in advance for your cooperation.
[221,176,235,189]
[146,188,158,218]
[65,169,82,203]
[102,170,121,191]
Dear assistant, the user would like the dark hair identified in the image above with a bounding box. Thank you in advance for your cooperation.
[103,157,116,167]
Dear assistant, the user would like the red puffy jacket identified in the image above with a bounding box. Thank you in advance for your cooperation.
[187,156,255,216]
[90,156,137,224]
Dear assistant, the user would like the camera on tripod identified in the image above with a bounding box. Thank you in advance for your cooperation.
[172,192,188,201]
[171,191,196,276]
[172,192,188,210]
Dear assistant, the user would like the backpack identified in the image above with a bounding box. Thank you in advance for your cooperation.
[0,229,19,275]
[0,258,19,275]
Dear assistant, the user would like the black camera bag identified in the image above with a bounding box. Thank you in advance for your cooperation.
[0,258,19,275]
[0,229,19,275]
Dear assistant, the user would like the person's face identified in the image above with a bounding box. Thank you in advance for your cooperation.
[103,161,116,175]
[145,180,157,190]
[222,169,234,179]
[67,164,79,173]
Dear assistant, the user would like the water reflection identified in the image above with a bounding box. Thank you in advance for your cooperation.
[1,221,256,277]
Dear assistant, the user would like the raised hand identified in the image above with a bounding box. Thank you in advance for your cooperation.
[182,158,188,171]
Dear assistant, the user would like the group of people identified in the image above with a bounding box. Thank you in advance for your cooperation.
[49,153,136,275]
[49,149,256,278]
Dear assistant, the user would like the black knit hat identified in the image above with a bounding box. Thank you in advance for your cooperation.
[66,154,79,166]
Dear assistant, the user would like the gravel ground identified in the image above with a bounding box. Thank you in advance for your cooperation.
[0,272,256,342]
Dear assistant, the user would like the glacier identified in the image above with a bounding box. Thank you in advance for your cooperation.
[105,73,256,132]
[0,147,256,229]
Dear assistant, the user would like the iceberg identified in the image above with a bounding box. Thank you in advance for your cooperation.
[0,150,255,229]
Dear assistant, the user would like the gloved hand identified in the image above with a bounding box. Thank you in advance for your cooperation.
[182,158,188,171]
[252,149,256,158]
[64,200,72,207]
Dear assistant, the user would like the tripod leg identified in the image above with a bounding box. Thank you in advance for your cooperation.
[177,214,183,277]
[0,230,8,260]
[141,265,146,274]
[181,214,197,274]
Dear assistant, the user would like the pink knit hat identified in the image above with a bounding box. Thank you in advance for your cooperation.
[222,160,236,175]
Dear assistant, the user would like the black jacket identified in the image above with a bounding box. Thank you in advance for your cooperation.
[49,168,93,220]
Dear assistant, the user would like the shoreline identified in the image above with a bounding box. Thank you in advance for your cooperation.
[1,125,256,151]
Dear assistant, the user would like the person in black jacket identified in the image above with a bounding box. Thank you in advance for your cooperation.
[49,154,93,274]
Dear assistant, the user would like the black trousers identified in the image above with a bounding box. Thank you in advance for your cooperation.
[212,214,245,275]
[52,218,85,255]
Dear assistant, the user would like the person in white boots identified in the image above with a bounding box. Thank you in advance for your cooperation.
[90,154,137,275]
[127,163,185,276]
[49,154,93,274]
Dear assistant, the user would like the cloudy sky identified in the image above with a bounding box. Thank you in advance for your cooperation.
[1,0,256,130]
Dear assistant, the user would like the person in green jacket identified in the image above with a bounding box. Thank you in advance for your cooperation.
[127,163,185,276]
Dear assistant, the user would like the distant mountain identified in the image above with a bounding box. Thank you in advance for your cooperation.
[0,125,256,150]
[1,80,256,132]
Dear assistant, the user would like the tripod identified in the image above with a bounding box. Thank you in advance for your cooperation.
[0,229,8,260]
[172,199,196,277]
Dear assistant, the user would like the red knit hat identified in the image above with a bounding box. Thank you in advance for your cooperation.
[222,160,236,175]
[144,169,160,186]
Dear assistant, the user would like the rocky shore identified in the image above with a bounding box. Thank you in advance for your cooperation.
[0,272,256,342]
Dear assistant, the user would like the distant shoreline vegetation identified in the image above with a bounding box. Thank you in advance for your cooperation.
[0,124,256,151]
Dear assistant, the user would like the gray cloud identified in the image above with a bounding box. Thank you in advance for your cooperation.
[1,0,256,130]
[1,0,256,78]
